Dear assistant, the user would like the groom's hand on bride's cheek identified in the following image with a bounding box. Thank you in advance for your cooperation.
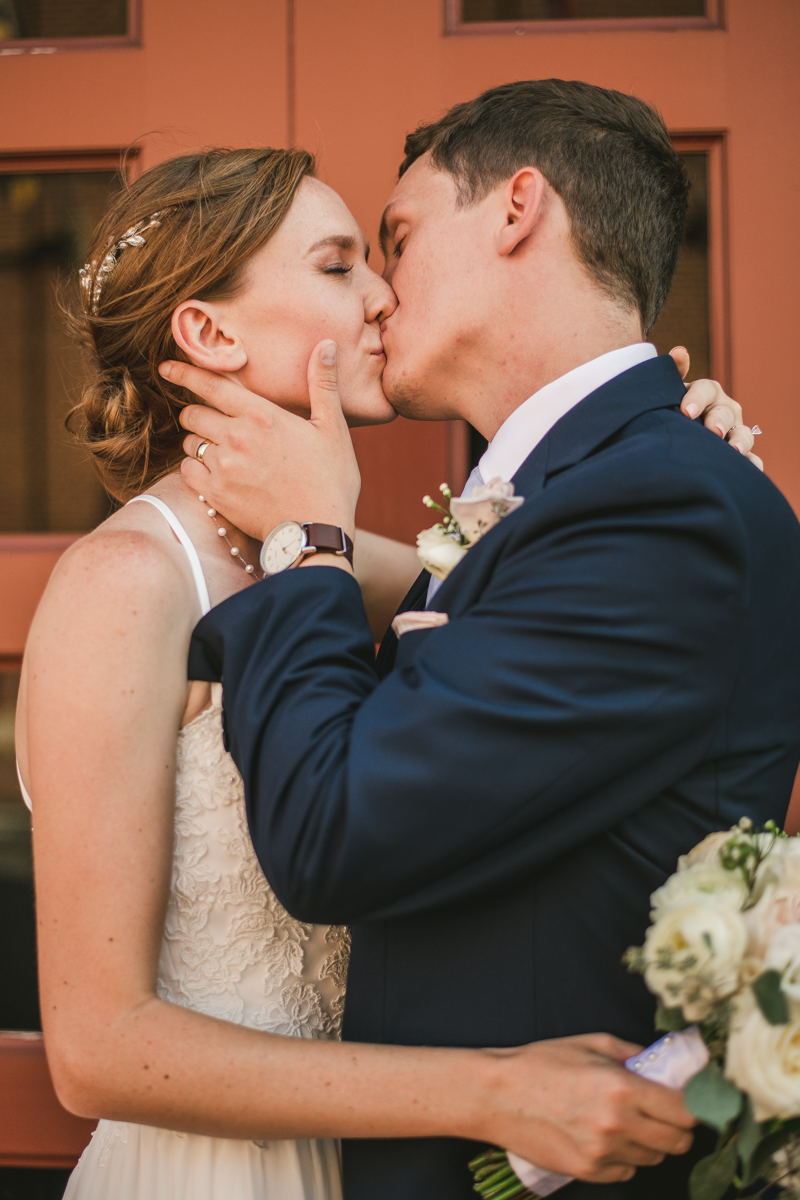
[161,341,361,545]
[671,346,764,470]
[482,1033,695,1184]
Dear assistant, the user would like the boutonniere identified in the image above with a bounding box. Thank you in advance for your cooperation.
[415,478,524,581]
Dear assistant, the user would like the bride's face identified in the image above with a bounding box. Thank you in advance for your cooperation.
[177,178,398,427]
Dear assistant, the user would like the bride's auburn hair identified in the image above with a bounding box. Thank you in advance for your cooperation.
[68,147,315,501]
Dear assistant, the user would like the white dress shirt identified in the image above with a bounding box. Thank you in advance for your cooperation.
[478,342,657,485]
[425,342,657,607]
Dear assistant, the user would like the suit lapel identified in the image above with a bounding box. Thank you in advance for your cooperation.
[376,568,430,678]
[381,355,687,673]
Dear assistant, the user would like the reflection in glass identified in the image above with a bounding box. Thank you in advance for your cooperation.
[650,152,710,381]
[462,0,704,19]
[0,0,127,40]
[0,171,120,532]
[0,669,39,1030]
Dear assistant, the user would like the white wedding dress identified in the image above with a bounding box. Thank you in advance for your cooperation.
[22,495,347,1200]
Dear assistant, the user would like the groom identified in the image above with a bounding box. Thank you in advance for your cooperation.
[172,80,800,1197]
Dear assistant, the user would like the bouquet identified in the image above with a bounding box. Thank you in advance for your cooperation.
[471,819,800,1200]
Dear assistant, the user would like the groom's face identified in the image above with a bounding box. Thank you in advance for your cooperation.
[379,154,500,420]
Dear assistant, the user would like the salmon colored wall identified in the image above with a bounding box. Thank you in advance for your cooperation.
[0,0,798,540]
[295,0,800,533]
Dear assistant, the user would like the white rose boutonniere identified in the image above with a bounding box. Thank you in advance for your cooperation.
[415,479,524,581]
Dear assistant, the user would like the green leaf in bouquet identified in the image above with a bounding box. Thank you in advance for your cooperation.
[752,969,790,1025]
[745,1123,800,1188]
[689,1138,739,1200]
[736,1097,763,1184]
[685,1062,743,1131]
[655,1001,689,1031]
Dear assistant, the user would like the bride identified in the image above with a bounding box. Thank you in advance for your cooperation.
[15,146,736,1199]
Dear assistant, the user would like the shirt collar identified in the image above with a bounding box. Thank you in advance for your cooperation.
[478,342,658,485]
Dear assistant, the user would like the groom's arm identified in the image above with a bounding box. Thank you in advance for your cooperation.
[190,458,749,925]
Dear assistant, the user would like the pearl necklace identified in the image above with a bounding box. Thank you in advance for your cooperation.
[198,494,263,580]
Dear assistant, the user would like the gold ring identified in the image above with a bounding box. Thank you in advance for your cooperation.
[195,440,212,463]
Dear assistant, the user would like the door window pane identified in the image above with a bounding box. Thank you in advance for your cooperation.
[0,170,120,532]
[462,0,704,20]
[650,152,710,381]
[0,0,127,41]
[0,668,39,1031]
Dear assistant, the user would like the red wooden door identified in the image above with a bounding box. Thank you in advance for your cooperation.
[0,0,798,1172]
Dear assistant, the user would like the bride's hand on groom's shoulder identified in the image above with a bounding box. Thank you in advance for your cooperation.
[161,341,361,545]
[671,346,764,470]
[474,1033,695,1185]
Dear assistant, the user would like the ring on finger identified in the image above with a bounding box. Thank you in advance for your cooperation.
[726,424,762,441]
[195,440,213,463]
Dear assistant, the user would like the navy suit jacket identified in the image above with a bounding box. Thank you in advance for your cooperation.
[189,356,800,1199]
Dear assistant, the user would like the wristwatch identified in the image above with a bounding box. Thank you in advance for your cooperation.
[259,522,354,577]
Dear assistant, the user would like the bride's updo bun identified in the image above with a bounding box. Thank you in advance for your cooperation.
[69,147,315,500]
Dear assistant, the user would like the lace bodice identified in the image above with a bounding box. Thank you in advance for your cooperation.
[156,694,348,1038]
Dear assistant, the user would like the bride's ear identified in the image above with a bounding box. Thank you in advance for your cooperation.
[171,300,247,373]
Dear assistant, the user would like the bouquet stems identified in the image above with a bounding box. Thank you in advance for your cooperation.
[469,1149,539,1199]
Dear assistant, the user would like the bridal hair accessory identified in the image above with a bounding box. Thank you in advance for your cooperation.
[198,494,263,580]
[415,479,524,582]
[79,211,163,315]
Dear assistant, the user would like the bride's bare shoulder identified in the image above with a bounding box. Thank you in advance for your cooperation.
[34,503,198,636]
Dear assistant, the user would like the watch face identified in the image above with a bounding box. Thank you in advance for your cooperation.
[262,522,306,575]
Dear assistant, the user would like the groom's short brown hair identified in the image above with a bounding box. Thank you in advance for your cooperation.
[400,79,688,334]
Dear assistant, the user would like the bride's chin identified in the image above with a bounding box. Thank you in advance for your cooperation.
[343,394,398,428]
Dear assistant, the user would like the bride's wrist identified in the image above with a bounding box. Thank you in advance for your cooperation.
[441,1048,508,1144]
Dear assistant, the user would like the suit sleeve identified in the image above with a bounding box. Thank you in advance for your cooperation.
[190,460,748,924]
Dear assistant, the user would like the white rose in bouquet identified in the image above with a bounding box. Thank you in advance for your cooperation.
[651,862,749,918]
[726,1003,800,1121]
[746,885,800,961]
[643,903,747,1021]
[415,526,468,581]
[679,829,736,870]
[763,925,800,1001]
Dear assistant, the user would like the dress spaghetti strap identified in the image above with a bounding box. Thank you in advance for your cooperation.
[127,495,211,616]
[17,496,214,812]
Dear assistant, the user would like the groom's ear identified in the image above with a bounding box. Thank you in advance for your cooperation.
[171,300,248,373]
[496,168,547,258]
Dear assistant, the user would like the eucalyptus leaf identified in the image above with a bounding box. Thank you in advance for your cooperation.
[752,969,790,1025]
[689,1138,739,1200]
[685,1062,743,1132]
[738,1097,763,1184]
[655,1001,689,1031]
[748,1124,797,1184]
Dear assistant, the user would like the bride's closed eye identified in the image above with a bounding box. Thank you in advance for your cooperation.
[324,264,354,277]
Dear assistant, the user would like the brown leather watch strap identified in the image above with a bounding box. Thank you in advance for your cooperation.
[301,523,354,566]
